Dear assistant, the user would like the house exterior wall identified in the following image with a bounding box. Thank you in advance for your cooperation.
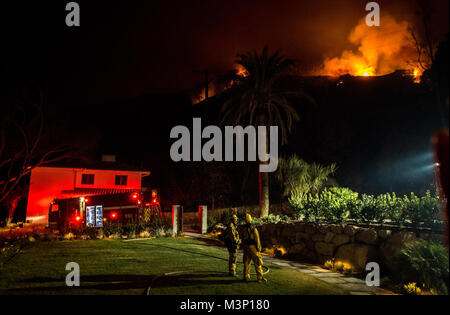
[74,170,142,189]
[26,167,145,224]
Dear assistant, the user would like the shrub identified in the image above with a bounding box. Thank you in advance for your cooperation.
[277,155,337,202]
[262,214,283,224]
[291,187,358,223]
[402,191,441,227]
[403,282,422,295]
[249,213,285,226]
[207,212,221,229]
[63,232,74,240]
[402,193,422,227]
[322,187,358,223]
[135,213,172,237]
[356,193,400,223]
[207,210,234,229]
[149,214,171,233]
[139,230,151,238]
[96,229,104,239]
[290,193,319,222]
[357,194,382,223]
[84,227,99,240]
[103,222,123,237]
[419,190,442,225]
[394,240,449,295]
[323,260,333,270]
[154,228,167,237]
[125,221,144,239]
[382,192,404,224]
[290,187,441,227]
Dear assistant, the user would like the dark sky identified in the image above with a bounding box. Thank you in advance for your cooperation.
[4,0,449,107]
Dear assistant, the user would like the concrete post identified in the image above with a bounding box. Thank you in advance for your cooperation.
[198,205,207,234]
[172,205,183,237]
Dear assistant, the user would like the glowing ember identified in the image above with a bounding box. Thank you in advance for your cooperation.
[235,64,248,77]
[412,68,422,83]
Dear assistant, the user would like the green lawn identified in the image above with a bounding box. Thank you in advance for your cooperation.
[0,237,349,295]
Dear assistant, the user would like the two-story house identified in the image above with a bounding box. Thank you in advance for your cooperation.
[26,156,150,224]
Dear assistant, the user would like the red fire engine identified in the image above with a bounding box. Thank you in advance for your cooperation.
[48,188,161,230]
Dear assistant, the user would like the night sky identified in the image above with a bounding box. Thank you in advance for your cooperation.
[3,0,448,107]
[1,0,449,201]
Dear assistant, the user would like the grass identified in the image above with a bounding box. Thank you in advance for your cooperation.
[0,237,349,295]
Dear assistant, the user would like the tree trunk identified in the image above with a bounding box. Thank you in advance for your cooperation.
[258,124,270,218]
[260,170,269,217]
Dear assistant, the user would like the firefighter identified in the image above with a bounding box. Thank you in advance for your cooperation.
[241,213,266,283]
[224,214,241,276]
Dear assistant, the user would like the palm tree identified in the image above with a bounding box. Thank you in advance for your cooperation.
[221,46,313,217]
[277,155,337,202]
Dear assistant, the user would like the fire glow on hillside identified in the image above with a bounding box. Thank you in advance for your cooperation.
[317,15,424,82]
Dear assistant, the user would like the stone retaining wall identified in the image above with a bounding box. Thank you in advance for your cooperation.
[257,221,445,273]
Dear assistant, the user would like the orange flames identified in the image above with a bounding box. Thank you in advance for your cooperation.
[317,15,423,82]
[235,64,249,77]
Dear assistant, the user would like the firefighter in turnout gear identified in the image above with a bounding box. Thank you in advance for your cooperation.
[241,213,266,283]
[224,214,241,276]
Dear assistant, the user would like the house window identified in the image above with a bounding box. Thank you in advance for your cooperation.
[81,174,95,185]
[115,175,128,186]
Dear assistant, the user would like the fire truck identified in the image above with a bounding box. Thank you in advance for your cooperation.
[48,188,161,230]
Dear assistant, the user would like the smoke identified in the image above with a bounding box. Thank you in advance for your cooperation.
[317,14,422,78]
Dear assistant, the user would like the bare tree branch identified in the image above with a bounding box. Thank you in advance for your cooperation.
[0,92,70,216]
[409,27,428,71]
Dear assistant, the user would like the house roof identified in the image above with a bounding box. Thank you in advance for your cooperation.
[61,188,138,195]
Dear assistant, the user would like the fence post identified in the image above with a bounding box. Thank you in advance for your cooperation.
[172,205,183,236]
[198,205,207,234]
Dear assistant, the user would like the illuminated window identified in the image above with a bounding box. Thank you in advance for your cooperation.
[81,174,95,185]
[115,175,128,186]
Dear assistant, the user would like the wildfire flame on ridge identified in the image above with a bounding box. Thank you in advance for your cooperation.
[316,15,423,82]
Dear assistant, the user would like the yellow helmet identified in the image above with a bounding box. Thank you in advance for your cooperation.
[245,213,252,224]
[232,214,238,222]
